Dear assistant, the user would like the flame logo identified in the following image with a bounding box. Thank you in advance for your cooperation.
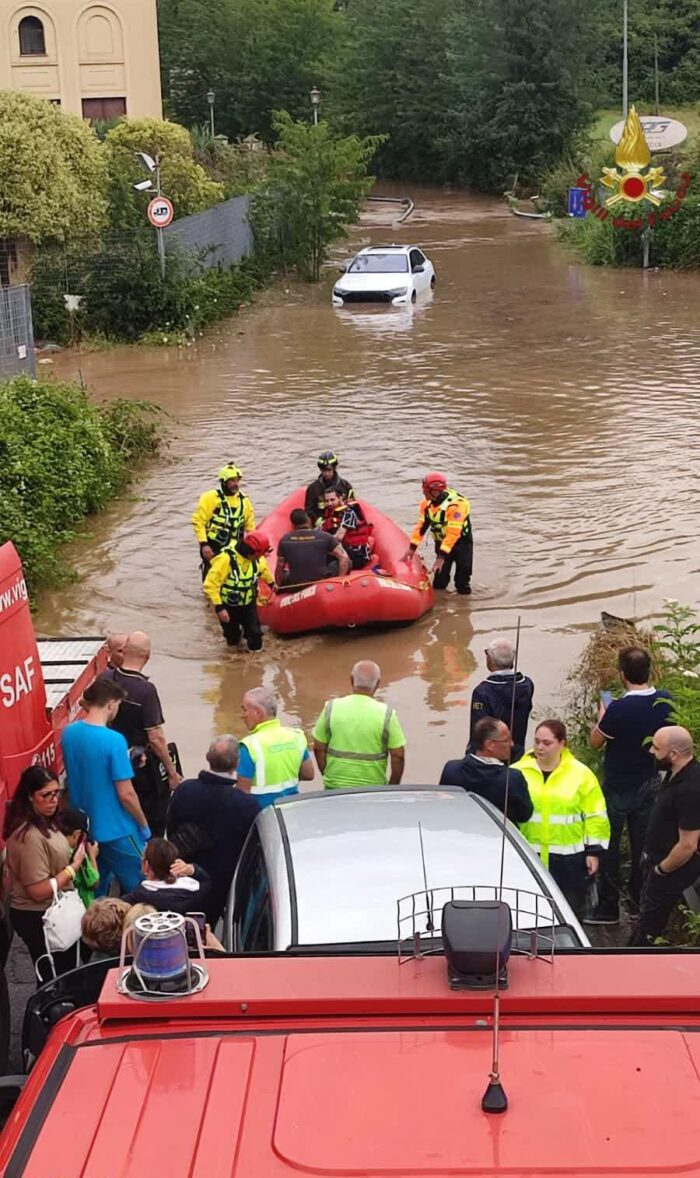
[614,107,651,172]
[600,106,666,208]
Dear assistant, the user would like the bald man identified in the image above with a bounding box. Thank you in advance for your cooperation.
[100,631,182,835]
[630,725,700,945]
[106,632,127,670]
[313,660,406,789]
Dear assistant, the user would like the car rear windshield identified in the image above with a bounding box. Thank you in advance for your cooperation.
[348,254,409,274]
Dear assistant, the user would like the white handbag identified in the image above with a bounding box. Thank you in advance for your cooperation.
[42,877,85,953]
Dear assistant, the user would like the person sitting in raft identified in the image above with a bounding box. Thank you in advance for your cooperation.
[276,508,350,588]
[304,450,355,525]
[322,489,374,570]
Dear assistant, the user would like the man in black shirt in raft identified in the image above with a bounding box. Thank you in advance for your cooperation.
[276,509,350,588]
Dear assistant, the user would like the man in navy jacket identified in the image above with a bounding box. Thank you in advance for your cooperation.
[468,639,534,762]
[441,717,533,825]
[167,735,260,926]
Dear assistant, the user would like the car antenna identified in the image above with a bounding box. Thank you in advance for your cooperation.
[481,614,522,1116]
[418,820,434,932]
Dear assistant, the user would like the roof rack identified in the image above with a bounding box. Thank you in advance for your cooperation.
[397,885,556,965]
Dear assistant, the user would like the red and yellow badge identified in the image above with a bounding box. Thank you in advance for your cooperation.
[600,106,667,208]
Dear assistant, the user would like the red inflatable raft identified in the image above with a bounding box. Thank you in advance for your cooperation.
[258,489,434,635]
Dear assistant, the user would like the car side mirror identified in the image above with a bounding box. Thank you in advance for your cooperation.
[413,264,425,273]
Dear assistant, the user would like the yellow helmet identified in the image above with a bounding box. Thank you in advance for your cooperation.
[219,464,243,484]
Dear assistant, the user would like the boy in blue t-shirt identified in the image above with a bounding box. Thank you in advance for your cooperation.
[588,646,672,924]
[61,679,151,894]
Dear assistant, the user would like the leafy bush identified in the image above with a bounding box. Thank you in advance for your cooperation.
[102,118,225,229]
[650,194,700,268]
[0,91,107,242]
[556,210,646,267]
[0,377,164,598]
[189,128,271,197]
[30,234,268,344]
[565,599,700,765]
[557,189,700,269]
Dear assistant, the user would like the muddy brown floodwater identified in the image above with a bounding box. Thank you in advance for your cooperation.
[37,186,700,783]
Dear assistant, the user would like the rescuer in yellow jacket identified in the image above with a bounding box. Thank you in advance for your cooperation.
[192,465,256,576]
[403,471,473,594]
[513,719,610,916]
[203,530,274,651]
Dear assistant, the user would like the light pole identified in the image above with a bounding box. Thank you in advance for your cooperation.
[310,86,320,126]
[622,0,628,119]
[134,150,166,280]
[207,89,215,139]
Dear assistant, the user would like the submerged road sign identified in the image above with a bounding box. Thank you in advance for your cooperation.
[568,187,587,218]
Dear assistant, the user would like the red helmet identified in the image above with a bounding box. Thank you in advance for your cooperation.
[243,530,271,556]
[422,471,447,495]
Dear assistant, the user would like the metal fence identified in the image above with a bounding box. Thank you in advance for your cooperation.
[0,285,35,378]
[162,195,254,271]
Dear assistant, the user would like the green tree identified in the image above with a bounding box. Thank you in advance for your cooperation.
[454,0,600,191]
[329,0,460,182]
[253,112,381,280]
[594,0,700,108]
[102,118,224,228]
[0,91,107,242]
[158,0,339,142]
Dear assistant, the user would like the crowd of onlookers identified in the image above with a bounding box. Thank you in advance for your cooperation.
[3,630,700,996]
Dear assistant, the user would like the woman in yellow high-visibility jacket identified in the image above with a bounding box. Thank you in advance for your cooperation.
[513,719,610,915]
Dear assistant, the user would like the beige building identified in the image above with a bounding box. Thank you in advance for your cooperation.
[0,1,162,120]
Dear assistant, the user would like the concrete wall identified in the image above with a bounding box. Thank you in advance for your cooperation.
[0,0,162,119]
[163,196,254,271]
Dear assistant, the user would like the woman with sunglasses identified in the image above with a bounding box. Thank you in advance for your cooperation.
[3,766,86,979]
[514,720,610,917]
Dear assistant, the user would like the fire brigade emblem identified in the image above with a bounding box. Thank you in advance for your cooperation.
[600,106,667,208]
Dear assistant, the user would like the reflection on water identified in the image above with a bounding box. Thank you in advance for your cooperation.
[37,186,700,781]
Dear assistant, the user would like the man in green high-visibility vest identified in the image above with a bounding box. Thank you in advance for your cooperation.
[313,661,406,790]
[238,687,315,807]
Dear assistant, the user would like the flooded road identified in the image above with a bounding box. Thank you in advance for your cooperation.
[38,187,700,781]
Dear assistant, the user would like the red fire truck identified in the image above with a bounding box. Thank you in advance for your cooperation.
[0,541,106,828]
[0,541,105,1071]
[1,944,699,1176]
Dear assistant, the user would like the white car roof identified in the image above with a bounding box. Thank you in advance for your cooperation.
[269,788,577,947]
[356,245,411,254]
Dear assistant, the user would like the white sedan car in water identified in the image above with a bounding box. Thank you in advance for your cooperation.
[332,245,436,307]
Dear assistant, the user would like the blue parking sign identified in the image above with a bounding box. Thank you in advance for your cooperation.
[568,187,587,218]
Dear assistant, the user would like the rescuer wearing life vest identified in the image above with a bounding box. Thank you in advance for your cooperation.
[322,488,373,570]
[304,450,355,524]
[403,472,473,594]
[192,464,256,575]
[202,530,274,651]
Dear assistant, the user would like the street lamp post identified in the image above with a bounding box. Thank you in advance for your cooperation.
[207,89,215,139]
[622,0,628,119]
[310,86,321,126]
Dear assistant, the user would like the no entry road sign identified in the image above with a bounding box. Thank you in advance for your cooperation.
[147,196,174,228]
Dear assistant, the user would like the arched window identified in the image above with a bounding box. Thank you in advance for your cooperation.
[19,15,46,56]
